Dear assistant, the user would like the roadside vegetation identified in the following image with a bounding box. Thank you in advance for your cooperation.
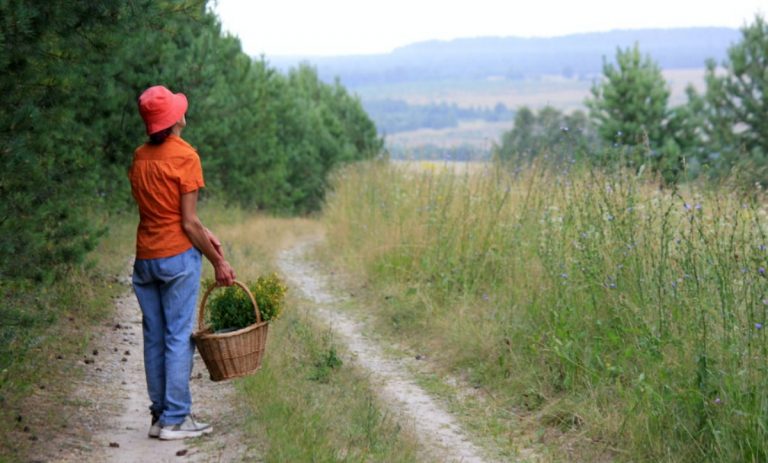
[197,207,419,462]
[323,160,768,462]
[0,216,134,460]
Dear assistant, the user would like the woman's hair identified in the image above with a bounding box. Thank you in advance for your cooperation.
[148,126,174,145]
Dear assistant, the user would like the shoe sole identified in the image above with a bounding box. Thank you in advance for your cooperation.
[158,426,213,440]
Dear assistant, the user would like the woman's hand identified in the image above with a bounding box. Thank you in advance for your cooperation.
[213,259,237,286]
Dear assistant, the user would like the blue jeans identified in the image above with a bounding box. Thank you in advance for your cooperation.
[132,247,201,426]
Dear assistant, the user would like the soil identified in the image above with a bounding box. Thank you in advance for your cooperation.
[25,237,517,462]
[28,265,262,463]
[277,239,495,463]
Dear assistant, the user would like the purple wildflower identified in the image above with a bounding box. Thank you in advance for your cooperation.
[756,322,763,330]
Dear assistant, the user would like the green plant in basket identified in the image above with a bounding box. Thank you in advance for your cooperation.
[206,274,288,332]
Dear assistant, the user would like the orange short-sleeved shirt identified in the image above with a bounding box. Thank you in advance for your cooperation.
[129,134,205,259]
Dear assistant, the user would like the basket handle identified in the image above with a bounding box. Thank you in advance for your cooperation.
[198,280,262,331]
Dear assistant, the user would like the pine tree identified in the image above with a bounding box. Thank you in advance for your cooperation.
[586,44,682,181]
[701,15,768,181]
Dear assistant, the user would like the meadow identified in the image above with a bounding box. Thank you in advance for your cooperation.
[355,69,705,109]
[322,160,768,462]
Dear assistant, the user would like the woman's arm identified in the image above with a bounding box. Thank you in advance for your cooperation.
[181,190,236,286]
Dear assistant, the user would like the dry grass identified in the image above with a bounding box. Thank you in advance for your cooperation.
[200,204,322,279]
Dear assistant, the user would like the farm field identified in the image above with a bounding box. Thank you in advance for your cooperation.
[356,68,706,109]
[371,68,707,156]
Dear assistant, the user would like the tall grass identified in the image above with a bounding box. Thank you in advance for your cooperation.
[323,160,768,462]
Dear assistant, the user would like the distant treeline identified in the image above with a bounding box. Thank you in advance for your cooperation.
[271,28,740,87]
[0,0,380,279]
[362,99,513,134]
[495,16,768,186]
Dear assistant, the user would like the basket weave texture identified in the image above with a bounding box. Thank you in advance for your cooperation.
[192,280,269,382]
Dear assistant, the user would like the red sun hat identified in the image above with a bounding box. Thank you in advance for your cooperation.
[138,85,188,135]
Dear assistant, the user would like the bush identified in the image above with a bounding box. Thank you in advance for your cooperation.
[205,274,287,331]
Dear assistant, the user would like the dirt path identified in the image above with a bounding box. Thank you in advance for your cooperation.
[278,239,494,463]
[39,265,261,462]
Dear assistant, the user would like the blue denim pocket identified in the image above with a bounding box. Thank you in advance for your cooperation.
[156,249,189,279]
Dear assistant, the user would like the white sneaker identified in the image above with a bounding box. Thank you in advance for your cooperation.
[159,416,212,440]
[148,414,161,438]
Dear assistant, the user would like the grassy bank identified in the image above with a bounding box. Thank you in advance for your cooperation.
[0,214,135,461]
[199,208,419,462]
[322,160,768,462]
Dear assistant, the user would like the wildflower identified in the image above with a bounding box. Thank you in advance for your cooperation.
[671,281,677,289]
[684,203,692,211]
[714,397,722,405]
[482,293,489,301]
[560,273,568,279]
[760,267,766,275]
[759,244,766,252]
[755,322,763,330]
[626,206,634,213]
[763,299,768,305]
[561,126,569,132]
[695,203,702,211]
[741,267,748,274]
[580,232,589,239]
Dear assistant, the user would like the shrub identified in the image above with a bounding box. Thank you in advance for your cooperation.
[205,274,287,331]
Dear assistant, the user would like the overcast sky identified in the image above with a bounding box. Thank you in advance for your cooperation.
[211,1,766,57]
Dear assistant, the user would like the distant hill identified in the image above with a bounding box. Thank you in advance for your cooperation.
[268,28,740,87]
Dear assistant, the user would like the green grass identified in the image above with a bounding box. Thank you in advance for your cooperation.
[236,309,417,462]
[1,204,421,462]
[322,160,768,462]
[197,210,420,462]
[0,213,134,461]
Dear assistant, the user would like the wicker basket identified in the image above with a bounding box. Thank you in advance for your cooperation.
[192,280,269,382]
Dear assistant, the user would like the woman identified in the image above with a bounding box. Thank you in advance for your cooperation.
[130,85,236,440]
